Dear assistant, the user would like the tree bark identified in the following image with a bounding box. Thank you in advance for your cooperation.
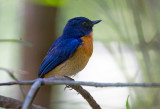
[21,2,57,108]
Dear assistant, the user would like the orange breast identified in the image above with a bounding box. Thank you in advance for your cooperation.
[44,32,93,78]
[81,32,93,57]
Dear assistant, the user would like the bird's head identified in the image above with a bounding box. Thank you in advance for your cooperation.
[62,17,101,38]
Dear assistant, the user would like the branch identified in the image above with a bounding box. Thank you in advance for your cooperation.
[22,78,101,109]
[69,84,101,109]
[0,95,46,109]
[1,77,160,109]
[0,77,160,87]
[0,39,32,47]
[22,79,42,109]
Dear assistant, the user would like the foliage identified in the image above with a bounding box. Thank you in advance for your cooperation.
[126,95,131,109]
[31,0,66,7]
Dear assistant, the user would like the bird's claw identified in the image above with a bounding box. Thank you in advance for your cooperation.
[64,85,73,90]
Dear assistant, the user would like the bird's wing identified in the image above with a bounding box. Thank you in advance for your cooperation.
[38,38,80,78]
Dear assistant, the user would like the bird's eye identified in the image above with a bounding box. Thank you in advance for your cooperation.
[82,21,88,27]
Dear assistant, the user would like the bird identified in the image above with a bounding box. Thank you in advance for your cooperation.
[38,17,101,78]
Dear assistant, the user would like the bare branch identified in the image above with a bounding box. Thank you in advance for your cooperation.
[0,77,160,87]
[1,77,160,109]
[0,39,32,47]
[22,77,101,109]
[0,95,46,109]
[69,84,101,109]
[22,79,42,109]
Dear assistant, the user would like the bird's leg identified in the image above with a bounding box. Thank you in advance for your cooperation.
[64,76,74,90]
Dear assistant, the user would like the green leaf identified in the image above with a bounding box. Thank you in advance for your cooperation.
[126,95,131,109]
[32,0,66,7]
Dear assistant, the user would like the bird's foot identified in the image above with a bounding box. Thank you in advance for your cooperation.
[64,76,74,90]
[64,85,73,90]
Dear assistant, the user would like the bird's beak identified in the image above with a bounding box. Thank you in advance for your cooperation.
[92,20,102,25]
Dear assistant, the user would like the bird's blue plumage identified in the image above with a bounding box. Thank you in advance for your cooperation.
[38,17,101,78]
[38,37,82,77]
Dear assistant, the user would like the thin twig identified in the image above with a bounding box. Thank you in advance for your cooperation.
[22,79,42,109]
[0,39,32,47]
[0,77,160,87]
[69,84,101,109]
[1,77,160,109]
[0,67,26,99]
[22,77,101,109]
[0,95,46,109]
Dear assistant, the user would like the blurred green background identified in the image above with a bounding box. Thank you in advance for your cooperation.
[0,0,160,109]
